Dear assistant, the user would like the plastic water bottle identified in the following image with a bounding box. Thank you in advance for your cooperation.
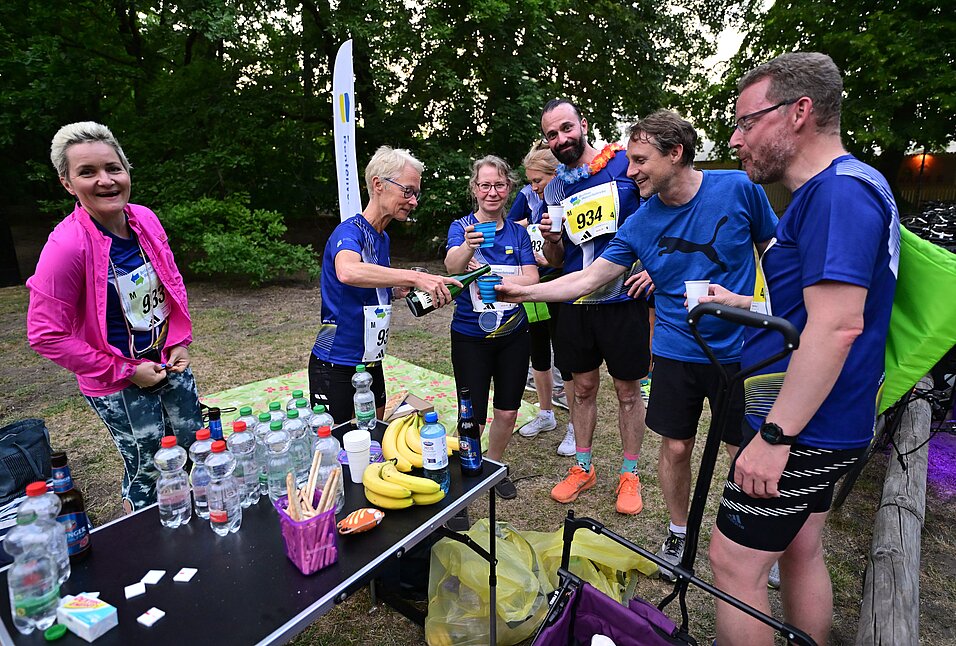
[268,401,286,423]
[286,389,305,411]
[294,398,313,425]
[309,405,335,435]
[227,421,260,508]
[16,482,70,585]
[313,426,345,513]
[265,422,293,502]
[153,437,192,529]
[189,429,214,519]
[6,514,59,634]
[236,406,259,433]
[352,364,376,431]
[420,412,450,494]
[284,409,311,487]
[205,440,241,535]
[254,412,273,495]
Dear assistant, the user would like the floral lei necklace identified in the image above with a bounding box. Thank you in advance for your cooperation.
[555,142,624,184]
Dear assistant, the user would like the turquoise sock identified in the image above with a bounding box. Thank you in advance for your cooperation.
[621,452,639,474]
[576,448,592,472]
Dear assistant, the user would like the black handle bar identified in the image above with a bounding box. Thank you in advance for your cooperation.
[688,302,800,349]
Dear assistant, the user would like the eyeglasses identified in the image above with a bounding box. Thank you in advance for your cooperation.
[476,183,508,194]
[733,99,798,133]
[383,177,421,200]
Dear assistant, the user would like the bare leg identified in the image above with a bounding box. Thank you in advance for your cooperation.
[570,369,599,448]
[709,525,780,646]
[532,368,553,412]
[613,377,645,456]
[779,513,832,645]
[486,408,519,462]
[658,437,695,525]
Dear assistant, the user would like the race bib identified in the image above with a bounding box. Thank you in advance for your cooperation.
[527,224,545,258]
[750,240,775,315]
[469,264,520,315]
[362,304,391,362]
[561,181,620,245]
[117,261,170,332]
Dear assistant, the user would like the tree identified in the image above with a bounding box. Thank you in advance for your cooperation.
[687,0,956,202]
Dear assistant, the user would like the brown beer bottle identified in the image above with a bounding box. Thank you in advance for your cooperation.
[51,452,92,562]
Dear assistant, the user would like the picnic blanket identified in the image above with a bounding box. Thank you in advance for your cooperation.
[201,356,540,435]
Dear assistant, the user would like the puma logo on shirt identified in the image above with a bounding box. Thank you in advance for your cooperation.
[657,215,729,271]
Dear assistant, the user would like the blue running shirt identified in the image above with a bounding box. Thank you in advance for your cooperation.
[312,214,392,365]
[742,155,900,449]
[602,170,777,363]
[446,214,534,338]
[543,150,642,304]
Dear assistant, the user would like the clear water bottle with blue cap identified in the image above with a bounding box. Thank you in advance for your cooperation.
[420,411,450,494]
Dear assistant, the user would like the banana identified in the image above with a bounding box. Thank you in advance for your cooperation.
[362,462,412,499]
[446,436,460,453]
[381,460,440,494]
[411,490,446,505]
[382,416,413,472]
[396,423,424,468]
[364,488,414,509]
[405,420,423,453]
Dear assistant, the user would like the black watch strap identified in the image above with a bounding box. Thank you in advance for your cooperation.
[760,421,796,445]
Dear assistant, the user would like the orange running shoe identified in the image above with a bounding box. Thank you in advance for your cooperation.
[551,465,597,503]
[616,472,643,515]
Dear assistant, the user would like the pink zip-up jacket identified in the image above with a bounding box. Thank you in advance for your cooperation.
[26,203,193,397]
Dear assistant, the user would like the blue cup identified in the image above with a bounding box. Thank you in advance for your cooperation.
[473,221,497,248]
[476,275,502,304]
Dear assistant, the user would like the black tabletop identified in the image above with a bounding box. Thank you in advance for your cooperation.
[0,422,505,645]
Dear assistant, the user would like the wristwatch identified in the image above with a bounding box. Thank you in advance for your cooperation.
[759,421,796,445]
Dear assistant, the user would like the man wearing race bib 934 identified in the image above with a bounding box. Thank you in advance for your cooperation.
[309,147,461,425]
[535,99,651,515]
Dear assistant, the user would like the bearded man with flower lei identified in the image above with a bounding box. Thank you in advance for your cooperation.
[535,98,653,516]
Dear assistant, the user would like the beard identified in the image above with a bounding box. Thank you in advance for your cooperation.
[744,130,796,185]
[553,136,586,166]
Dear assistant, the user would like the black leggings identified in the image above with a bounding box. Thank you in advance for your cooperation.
[308,354,386,425]
[451,329,530,426]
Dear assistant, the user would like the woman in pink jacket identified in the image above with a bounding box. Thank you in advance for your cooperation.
[27,122,203,513]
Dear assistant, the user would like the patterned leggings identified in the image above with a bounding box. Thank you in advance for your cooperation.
[86,368,203,511]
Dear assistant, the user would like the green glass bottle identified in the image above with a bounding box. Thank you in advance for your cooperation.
[405,265,492,317]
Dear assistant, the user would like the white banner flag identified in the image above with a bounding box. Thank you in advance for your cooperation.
[333,40,362,222]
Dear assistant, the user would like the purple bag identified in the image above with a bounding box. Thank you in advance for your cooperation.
[533,581,685,646]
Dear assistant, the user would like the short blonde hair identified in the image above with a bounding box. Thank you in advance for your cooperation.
[50,122,131,178]
[364,146,424,194]
[522,141,558,175]
[469,155,517,194]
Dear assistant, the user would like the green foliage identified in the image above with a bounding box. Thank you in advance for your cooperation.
[684,0,956,191]
[160,195,320,285]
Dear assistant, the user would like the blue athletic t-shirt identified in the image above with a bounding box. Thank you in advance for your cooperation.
[543,149,642,304]
[446,214,534,338]
[602,170,777,363]
[507,185,540,223]
[93,219,168,359]
[743,155,900,449]
[312,214,392,365]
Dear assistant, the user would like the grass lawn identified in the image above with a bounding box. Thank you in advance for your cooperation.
[2,260,954,645]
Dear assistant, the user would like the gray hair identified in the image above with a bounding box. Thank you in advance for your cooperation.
[364,146,424,194]
[738,52,843,135]
[628,110,697,166]
[522,141,558,175]
[50,122,131,178]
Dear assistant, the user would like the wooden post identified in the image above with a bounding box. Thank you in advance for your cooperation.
[856,376,932,645]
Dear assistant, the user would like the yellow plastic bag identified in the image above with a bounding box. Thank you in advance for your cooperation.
[425,519,549,646]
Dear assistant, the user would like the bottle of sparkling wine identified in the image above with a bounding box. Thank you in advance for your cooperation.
[405,265,492,317]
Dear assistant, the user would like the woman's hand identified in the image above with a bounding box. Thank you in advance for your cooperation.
[130,361,166,388]
[413,272,462,309]
[463,225,484,250]
[165,346,190,373]
[697,283,752,310]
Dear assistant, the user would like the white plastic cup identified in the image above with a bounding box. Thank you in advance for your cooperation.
[685,280,710,311]
[342,429,372,484]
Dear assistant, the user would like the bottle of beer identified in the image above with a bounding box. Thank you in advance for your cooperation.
[405,265,492,317]
[457,388,483,477]
[50,452,92,562]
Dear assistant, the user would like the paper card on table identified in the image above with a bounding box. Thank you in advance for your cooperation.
[141,570,166,585]
[124,582,146,599]
[137,607,166,627]
[173,567,198,583]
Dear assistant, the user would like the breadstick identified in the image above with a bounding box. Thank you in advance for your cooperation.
[316,468,334,514]
[285,472,300,520]
[305,450,322,502]
[322,467,340,514]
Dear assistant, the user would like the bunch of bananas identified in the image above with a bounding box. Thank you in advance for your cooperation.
[382,413,460,473]
[362,460,446,509]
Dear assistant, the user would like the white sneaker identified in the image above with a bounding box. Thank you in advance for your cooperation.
[518,411,557,437]
[557,424,576,456]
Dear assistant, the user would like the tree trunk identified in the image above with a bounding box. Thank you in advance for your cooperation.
[0,219,22,287]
